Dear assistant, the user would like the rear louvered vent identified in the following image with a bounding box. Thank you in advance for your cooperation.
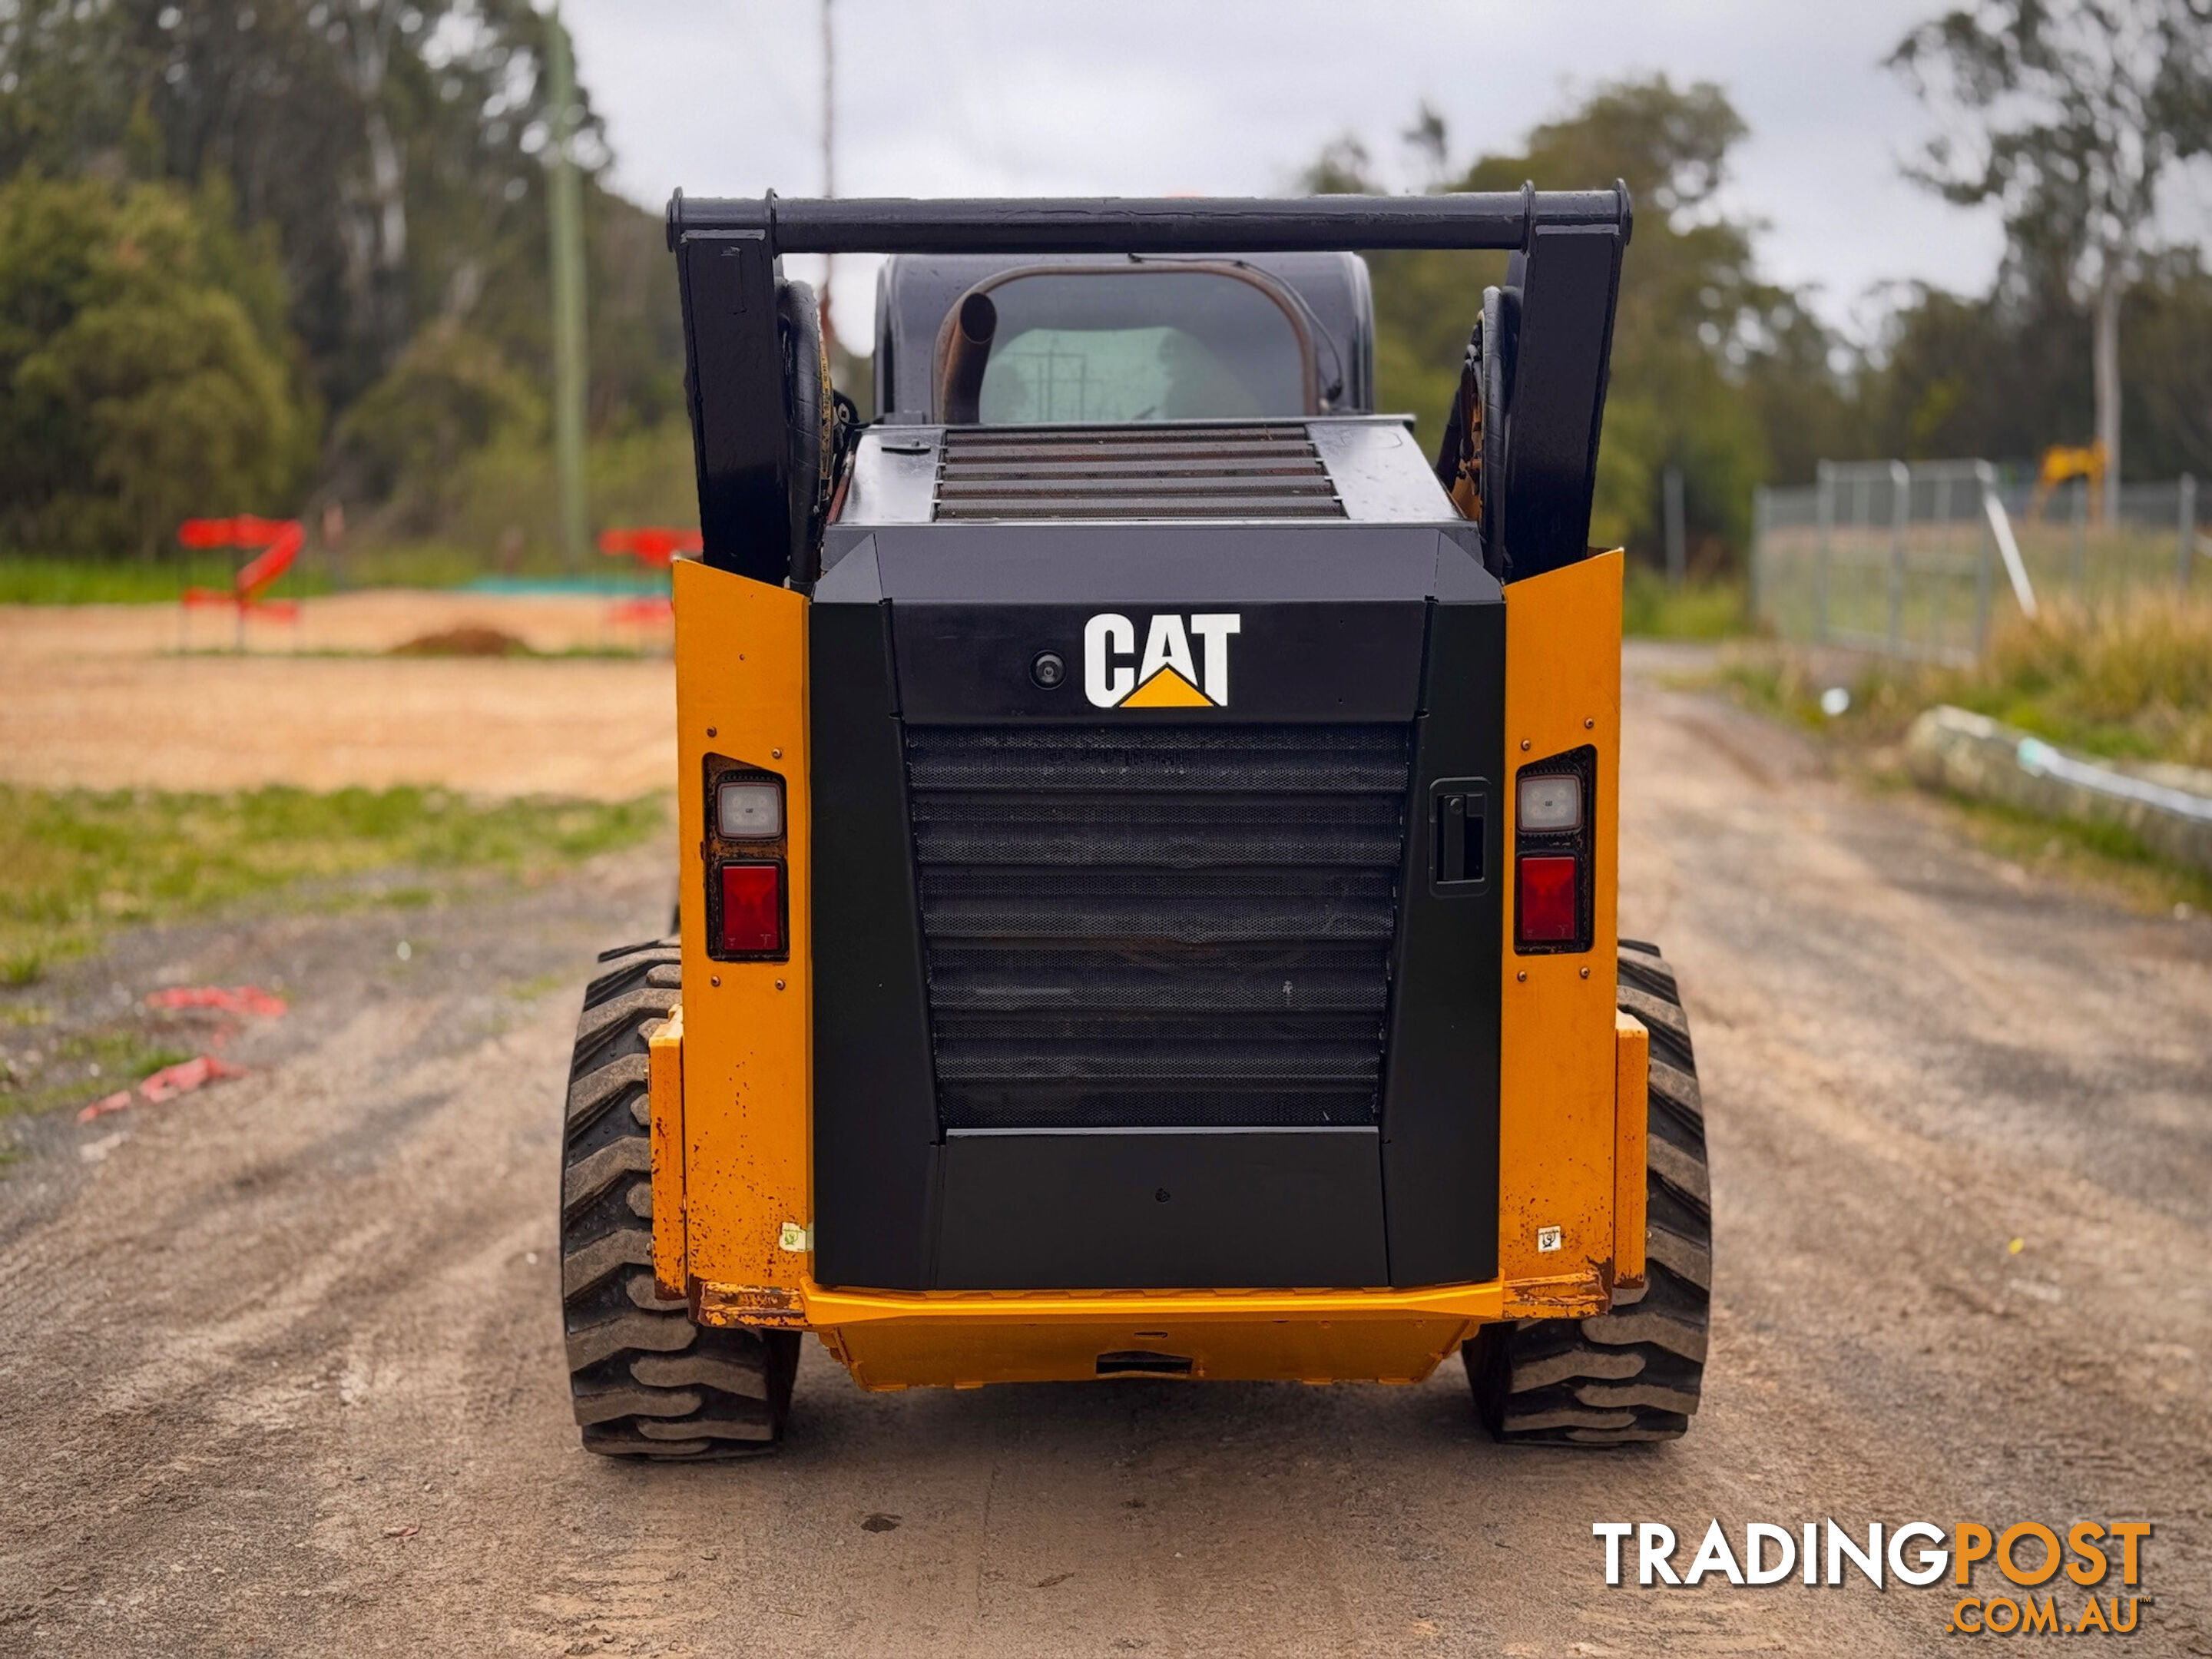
[905,724,1410,1130]
[932,425,1345,521]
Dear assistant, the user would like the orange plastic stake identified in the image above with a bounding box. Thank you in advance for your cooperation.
[595,526,693,632]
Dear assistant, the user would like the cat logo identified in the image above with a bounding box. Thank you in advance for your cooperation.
[1083,613,1240,708]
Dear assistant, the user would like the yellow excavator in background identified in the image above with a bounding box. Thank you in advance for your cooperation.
[2026,441,2106,522]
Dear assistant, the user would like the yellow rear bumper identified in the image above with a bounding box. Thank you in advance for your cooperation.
[710,1280,1507,1390]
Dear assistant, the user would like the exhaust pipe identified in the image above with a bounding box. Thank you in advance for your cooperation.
[938,291,998,424]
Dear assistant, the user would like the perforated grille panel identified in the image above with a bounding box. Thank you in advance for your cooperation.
[932,425,1345,521]
[905,724,1411,1129]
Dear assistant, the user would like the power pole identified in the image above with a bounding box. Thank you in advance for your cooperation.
[1662,465,1687,588]
[819,0,837,359]
[546,0,589,572]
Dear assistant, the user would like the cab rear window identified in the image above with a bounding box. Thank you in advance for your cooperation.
[967,270,1310,424]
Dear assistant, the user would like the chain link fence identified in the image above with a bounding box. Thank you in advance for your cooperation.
[1752,461,2207,661]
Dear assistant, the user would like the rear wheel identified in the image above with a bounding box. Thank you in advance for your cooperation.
[560,939,800,1458]
[1466,940,1711,1445]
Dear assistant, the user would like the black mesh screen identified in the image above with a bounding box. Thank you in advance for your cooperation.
[906,724,1411,1129]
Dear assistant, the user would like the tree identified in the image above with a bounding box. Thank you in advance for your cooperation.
[332,320,542,522]
[1891,0,2212,518]
[1310,78,1845,568]
[0,173,314,554]
[0,0,691,551]
[2119,248,2212,475]
[0,0,634,412]
[1859,247,2090,465]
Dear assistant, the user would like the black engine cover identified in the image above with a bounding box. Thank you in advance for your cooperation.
[810,523,1503,1291]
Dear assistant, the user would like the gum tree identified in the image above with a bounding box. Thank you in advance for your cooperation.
[1892,0,2212,518]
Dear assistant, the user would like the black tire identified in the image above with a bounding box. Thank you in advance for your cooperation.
[560,939,800,1459]
[777,279,833,585]
[1479,283,1511,578]
[1466,941,1712,1445]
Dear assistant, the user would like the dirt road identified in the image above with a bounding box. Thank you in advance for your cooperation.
[1,647,2206,1657]
[0,594,672,797]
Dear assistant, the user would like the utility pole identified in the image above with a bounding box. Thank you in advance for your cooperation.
[1662,465,1687,588]
[546,0,589,572]
[819,0,837,360]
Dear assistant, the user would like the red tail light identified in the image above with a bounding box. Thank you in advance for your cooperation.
[1516,854,1580,945]
[717,862,785,955]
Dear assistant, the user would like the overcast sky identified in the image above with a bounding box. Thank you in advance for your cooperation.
[565,0,2020,343]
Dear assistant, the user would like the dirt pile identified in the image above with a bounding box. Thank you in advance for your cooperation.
[388,624,530,657]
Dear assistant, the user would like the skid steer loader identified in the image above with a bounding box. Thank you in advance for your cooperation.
[558,190,1710,1457]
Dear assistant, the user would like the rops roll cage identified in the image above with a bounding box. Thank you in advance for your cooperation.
[667,187,1632,585]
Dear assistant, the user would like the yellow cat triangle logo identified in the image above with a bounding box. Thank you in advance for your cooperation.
[1120,666,1214,707]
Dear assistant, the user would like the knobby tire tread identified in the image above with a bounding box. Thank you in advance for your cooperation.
[1466,942,1712,1445]
[560,939,800,1459]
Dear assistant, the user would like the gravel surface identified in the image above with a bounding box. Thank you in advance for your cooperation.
[0,647,2204,1657]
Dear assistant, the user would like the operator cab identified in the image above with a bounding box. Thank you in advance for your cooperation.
[832,252,1449,542]
[871,252,1376,422]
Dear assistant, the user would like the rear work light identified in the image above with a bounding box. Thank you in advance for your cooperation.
[704,759,790,961]
[1512,745,1596,954]
[716,862,785,955]
[717,779,783,838]
[1516,772,1582,833]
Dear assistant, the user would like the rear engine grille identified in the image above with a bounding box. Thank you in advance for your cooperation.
[905,724,1411,1129]
[932,425,1345,521]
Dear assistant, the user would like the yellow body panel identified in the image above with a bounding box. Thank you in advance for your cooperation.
[671,559,813,1300]
[647,1004,686,1300]
[666,550,1647,1387]
[1612,1012,1649,1296]
[1498,549,1624,1320]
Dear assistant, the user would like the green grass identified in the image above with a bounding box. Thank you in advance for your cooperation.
[0,554,320,605]
[1754,515,2203,666]
[1697,594,2212,912]
[0,542,684,605]
[1943,595,2212,767]
[1703,650,1913,736]
[0,1026,195,1121]
[1708,592,2212,767]
[1621,566,1748,641]
[0,784,665,985]
[0,544,501,604]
